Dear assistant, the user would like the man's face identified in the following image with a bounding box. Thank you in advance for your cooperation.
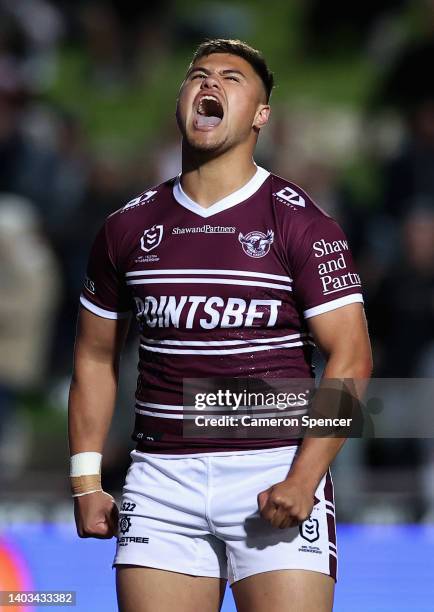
[176,53,270,154]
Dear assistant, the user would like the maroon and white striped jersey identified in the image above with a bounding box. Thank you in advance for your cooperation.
[80,166,363,453]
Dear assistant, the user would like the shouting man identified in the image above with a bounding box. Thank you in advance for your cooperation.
[69,39,372,611]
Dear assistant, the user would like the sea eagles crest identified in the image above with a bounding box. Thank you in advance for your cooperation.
[238,229,274,258]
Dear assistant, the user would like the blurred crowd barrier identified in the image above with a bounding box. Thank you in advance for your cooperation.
[0,0,433,524]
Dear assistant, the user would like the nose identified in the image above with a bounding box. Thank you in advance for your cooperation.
[200,73,221,91]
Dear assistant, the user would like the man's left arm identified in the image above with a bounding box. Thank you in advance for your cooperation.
[258,302,373,528]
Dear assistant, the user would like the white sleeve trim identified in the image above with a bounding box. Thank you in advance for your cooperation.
[80,295,130,320]
[303,293,364,319]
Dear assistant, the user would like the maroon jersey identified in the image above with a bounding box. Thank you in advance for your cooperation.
[80,167,363,453]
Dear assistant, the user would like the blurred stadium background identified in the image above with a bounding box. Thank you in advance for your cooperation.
[0,1,434,610]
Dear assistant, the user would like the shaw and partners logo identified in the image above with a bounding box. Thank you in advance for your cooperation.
[172,225,236,235]
[239,229,274,258]
[140,224,164,252]
[313,237,361,295]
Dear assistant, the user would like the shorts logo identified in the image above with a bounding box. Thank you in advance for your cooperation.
[119,516,132,535]
[299,517,319,543]
[238,230,274,258]
[140,225,163,252]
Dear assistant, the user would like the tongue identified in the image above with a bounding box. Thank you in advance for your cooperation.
[196,114,222,128]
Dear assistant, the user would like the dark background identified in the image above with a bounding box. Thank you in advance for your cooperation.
[0,0,433,526]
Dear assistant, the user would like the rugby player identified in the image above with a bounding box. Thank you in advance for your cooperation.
[69,39,372,611]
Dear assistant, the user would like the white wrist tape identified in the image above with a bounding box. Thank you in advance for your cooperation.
[70,452,102,477]
[70,452,103,497]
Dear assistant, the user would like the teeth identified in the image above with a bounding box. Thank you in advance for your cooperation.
[197,95,223,118]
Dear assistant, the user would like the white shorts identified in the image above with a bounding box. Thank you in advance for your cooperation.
[113,446,337,585]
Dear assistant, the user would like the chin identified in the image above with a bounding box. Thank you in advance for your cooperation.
[186,134,225,154]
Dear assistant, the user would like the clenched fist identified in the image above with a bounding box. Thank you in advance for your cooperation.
[257,477,316,529]
[74,491,119,539]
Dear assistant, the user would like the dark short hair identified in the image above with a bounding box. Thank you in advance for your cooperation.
[190,39,274,102]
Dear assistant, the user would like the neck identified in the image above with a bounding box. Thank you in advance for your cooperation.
[180,143,257,208]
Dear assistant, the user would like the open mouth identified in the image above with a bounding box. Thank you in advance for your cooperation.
[195,95,224,129]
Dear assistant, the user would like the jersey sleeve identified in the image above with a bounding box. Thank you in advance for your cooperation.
[290,216,364,319]
[79,222,132,319]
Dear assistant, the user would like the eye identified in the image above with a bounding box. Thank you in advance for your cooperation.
[225,76,239,82]
[191,74,206,80]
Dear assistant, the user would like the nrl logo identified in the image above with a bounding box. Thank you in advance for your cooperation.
[299,517,319,543]
[140,224,163,252]
[238,229,274,258]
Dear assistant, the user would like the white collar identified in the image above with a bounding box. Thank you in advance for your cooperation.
[172,165,270,218]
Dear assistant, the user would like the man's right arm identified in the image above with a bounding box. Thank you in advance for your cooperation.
[68,306,130,538]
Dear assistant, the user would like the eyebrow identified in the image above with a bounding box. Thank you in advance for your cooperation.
[186,66,246,78]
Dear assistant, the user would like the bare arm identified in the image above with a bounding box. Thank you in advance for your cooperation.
[258,303,373,528]
[68,306,130,538]
[68,306,130,454]
[287,302,373,489]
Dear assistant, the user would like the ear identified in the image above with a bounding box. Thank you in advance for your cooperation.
[253,104,271,130]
